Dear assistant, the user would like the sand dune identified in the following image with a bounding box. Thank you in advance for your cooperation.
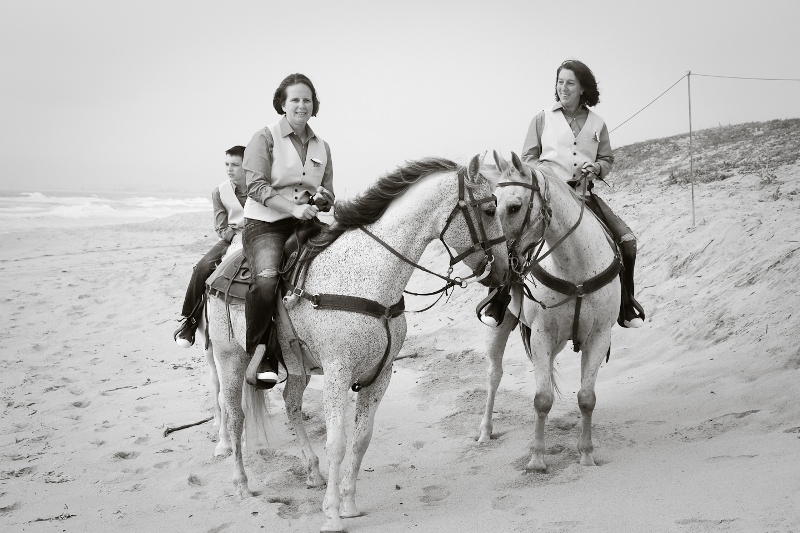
[1,160,799,532]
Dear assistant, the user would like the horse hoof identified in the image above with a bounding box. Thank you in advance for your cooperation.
[477,433,492,444]
[214,443,232,457]
[306,476,326,488]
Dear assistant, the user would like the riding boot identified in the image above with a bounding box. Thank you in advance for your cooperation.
[174,296,204,348]
[477,285,512,327]
[245,285,280,389]
[618,238,645,328]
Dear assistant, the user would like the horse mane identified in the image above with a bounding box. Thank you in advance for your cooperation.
[304,157,468,259]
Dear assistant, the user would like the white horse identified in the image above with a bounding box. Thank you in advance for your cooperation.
[206,155,507,532]
[478,152,621,472]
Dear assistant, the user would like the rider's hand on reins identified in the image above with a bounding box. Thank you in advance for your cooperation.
[293,203,319,220]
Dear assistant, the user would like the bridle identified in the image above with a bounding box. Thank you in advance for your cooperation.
[360,166,506,295]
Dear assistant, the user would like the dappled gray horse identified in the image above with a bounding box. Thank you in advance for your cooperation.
[478,152,621,472]
[206,155,507,532]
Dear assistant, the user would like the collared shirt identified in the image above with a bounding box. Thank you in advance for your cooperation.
[243,116,334,206]
[211,181,247,241]
[521,102,615,179]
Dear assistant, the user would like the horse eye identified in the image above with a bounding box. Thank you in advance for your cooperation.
[509,204,521,214]
[483,205,496,218]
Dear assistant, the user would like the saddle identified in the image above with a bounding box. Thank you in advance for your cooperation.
[206,218,327,303]
[205,219,328,385]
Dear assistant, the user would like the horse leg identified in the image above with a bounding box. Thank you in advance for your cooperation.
[203,339,223,427]
[478,311,518,443]
[216,344,252,497]
[340,366,392,518]
[527,339,558,472]
[283,373,325,487]
[209,346,233,457]
[576,333,611,467]
[320,372,350,533]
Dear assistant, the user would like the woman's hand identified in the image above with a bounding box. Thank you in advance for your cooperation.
[581,162,600,179]
[292,203,319,220]
[311,186,335,208]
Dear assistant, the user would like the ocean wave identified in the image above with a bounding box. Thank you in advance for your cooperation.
[0,190,211,232]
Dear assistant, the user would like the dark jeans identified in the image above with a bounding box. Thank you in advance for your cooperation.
[243,217,296,356]
[181,239,230,319]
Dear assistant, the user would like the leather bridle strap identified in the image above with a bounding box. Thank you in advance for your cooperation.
[440,169,506,268]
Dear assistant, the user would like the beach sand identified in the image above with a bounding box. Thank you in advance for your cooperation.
[2,163,799,532]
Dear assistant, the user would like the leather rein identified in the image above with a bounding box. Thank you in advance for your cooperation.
[285,167,506,391]
[498,166,621,352]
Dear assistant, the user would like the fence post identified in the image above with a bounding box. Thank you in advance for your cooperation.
[687,70,695,226]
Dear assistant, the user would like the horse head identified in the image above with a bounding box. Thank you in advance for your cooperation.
[439,153,509,288]
[493,150,551,275]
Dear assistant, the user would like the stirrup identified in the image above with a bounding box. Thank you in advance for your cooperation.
[245,344,277,389]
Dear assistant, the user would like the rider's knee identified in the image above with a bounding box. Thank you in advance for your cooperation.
[256,267,279,279]
[619,235,637,259]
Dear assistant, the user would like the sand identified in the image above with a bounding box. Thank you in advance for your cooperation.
[1,162,799,533]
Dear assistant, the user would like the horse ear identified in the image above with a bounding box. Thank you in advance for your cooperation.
[493,150,510,173]
[510,152,526,174]
[468,154,481,180]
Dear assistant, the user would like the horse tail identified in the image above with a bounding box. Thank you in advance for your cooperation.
[519,322,561,398]
[242,380,271,449]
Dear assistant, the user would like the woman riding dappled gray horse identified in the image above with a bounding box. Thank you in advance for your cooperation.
[241,73,335,389]
[481,59,644,329]
[204,154,507,532]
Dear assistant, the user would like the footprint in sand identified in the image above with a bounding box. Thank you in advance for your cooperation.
[0,502,21,516]
[135,437,149,445]
[492,494,522,510]
[419,485,450,504]
[71,400,89,408]
[112,451,139,460]
[187,473,204,486]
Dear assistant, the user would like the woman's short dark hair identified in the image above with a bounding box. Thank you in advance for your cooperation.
[555,60,600,108]
[272,73,320,116]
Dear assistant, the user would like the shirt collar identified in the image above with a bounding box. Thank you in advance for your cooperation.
[278,115,316,141]
[553,101,588,115]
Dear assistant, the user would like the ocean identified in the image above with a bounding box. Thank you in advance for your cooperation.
[0,189,211,234]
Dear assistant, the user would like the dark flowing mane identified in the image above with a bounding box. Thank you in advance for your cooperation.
[306,157,461,257]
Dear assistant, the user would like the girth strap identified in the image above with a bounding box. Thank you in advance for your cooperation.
[527,254,622,352]
[285,282,405,391]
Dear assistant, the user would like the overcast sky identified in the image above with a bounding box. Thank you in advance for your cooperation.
[2,0,799,196]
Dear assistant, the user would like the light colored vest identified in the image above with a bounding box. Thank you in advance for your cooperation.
[243,121,328,223]
[540,107,605,183]
[218,180,245,235]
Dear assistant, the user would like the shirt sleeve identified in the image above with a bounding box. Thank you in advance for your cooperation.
[243,128,276,206]
[212,188,234,241]
[594,123,614,178]
[521,111,546,167]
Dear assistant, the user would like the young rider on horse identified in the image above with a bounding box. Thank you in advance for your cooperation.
[241,73,335,388]
[174,145,248,347]
[482,59,644,329]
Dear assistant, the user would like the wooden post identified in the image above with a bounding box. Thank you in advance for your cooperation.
[687,70,695,226]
